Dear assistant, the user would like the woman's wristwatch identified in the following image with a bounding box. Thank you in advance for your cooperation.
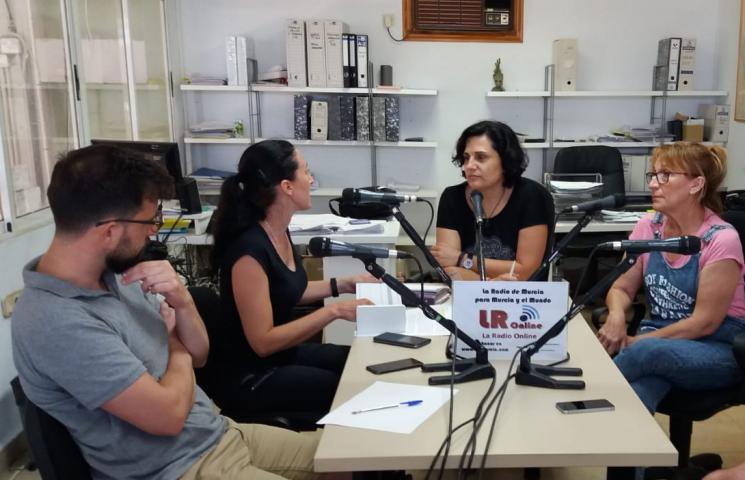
[458,252,474,270]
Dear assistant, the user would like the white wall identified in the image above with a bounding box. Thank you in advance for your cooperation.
[0,224,54,450]
[718,0,745,187]
[174,0,743,197]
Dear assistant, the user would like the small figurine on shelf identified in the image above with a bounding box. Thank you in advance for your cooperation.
[233,120,244,137]
[492,58,504,92]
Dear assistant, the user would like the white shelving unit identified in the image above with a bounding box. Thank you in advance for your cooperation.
[182,84,437,96]
[486,85,729,151]
[180,82,439,196]
[184,136,437,148]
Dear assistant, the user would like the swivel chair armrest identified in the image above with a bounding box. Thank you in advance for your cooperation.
[590,303,646,336]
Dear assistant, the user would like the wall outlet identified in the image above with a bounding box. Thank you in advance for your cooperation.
[383,14,394,28]
[2,289,22,318]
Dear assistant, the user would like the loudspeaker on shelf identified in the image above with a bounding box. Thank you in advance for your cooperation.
[552,38,577,91]
[176,177,202,214]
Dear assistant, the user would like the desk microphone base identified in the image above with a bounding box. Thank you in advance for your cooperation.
[515,364,585,389]
[422,360,495,385]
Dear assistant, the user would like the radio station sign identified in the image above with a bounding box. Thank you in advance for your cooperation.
[452,281,569,362]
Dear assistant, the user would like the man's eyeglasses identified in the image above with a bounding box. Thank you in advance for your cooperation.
[644,171,689,185]
[95,206,164,229]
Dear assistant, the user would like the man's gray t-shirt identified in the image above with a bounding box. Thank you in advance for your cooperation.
[12,258,226,480]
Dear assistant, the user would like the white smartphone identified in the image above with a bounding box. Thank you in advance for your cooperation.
[556,399,615,414]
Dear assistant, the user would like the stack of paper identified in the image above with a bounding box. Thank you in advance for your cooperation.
[289,214,385,235]
[600,210,647,223]
[188,122,236,139]
[187,74,227,86]
[190,167,233,196]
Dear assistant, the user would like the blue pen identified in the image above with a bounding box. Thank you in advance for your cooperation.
[351,400,423,414]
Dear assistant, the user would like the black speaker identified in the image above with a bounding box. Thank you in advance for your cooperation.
[175,177,202,214]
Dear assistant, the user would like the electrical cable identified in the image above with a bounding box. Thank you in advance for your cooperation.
[386,26,404,42]
[422,198,435,241]
[571,244,601,309]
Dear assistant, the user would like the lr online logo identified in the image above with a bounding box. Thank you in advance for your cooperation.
[479,306,543,329]
[520,305,540,322]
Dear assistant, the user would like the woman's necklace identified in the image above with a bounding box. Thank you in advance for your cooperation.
[481,186,508,223]
[261,221,291,265]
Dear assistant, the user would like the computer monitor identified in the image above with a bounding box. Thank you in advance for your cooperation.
[90,139,201,213]
[90,139,183,182]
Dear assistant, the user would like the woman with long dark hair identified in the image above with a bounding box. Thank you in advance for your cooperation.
[210,140,372,421]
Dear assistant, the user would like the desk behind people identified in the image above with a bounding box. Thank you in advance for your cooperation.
[314,312,676,472]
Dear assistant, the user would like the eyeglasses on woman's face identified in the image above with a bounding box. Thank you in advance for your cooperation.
[644,171,690,185]
[95,205,164,229]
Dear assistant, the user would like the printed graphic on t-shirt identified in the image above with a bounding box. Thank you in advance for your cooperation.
[468,235,515,261]
[645,272,696,320]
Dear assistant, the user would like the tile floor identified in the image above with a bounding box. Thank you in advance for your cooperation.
[2,406,745,480]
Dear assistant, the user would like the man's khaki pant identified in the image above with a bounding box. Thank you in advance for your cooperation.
[181,419,322,480]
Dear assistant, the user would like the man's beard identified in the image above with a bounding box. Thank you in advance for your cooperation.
[106,238,147,274]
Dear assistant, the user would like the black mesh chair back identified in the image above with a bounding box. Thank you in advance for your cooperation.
[10,377,91,480]
[188,286,320,430]
[553,145,625,197]
[647,209,745,477]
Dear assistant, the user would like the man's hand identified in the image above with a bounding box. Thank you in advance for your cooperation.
[122,261,191,309]
[431,244,461,268]
[160,301,176,333]
[597,311,628,355]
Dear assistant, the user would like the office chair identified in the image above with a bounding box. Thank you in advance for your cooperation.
[594,209,745,480]
[188,286,321,430]
[553,145,625,295]
[10,377,92,480]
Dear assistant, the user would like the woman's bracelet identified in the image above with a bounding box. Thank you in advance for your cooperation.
[456,251,466,267]
[330,277,340,297]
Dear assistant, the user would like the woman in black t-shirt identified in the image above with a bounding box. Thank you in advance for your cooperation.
[209,140,373,420]
[432,121,553,281]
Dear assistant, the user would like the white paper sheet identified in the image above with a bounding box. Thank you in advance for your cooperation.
[356,305,407,336]
[317,381,458,433]
[405,304,451,336]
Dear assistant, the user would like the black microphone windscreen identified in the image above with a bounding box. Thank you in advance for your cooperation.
[308,237,328,257]
[341,188,356,202]
[683,236,702,254]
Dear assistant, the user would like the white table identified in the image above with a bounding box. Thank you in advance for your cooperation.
[314,317,676,473]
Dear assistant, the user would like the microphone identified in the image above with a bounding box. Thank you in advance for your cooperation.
[308,237,413,259]
[561,193,626,213]
[341,188,420,205]
[471,190,484,225]
[598,235,701,255]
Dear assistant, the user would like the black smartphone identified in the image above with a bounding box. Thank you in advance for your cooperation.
[366,358,423,375]
[373,332,432,349]
[556,399,615,414]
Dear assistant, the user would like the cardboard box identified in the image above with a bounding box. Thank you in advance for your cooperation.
[673,113,704,142]
[683,121,704,142]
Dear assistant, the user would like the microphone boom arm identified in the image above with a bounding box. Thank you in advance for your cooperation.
[528,211,593,281]
[391,206,451,286]
[516,252,640,389]
[360,257,494,384]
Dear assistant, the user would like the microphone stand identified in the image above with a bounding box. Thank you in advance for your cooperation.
[391,205,451,286]
[358,256,494,385]
[475,219,486,281]
[528,211,594,282]
[515,252,640,389]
